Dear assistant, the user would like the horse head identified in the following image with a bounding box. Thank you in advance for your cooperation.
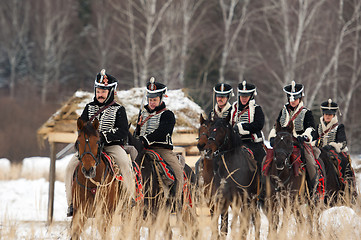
[76,118,102,178]
[273,121,294,170]
[197,114,211,151]
[203,114,232,159]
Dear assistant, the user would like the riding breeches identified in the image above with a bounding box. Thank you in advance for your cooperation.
[105,145,135,198]
[302,144,325,198]
[152,147,184,200]
[65,145,135,206]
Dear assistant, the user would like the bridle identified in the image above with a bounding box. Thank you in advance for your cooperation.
[273,132,294,171]
[207,122,231,157]
[77,131,103,167]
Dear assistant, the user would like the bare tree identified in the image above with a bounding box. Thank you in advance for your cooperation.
[218,0,250,83]
[32,0,76,104]
[0,0,30,98]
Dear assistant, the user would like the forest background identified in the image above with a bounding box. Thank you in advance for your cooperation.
[1,0,361,162]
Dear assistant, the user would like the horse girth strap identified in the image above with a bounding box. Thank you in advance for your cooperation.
[220,154,258,189]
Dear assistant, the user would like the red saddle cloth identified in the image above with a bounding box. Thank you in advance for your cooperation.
[262,147,304,176]
[103,152,144,201]
[145,149,192,207]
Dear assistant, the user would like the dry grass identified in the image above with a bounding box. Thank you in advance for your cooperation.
[1,167,360,239]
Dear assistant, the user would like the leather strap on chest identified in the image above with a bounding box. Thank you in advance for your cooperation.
[89,101,116,122]
[287,106,304,126]
[320,123,338,138]
[232,105,249,125]
[140,108,167,127]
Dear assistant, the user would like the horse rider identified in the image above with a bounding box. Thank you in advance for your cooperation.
[268,81,325,199]
[65,69,135,217]
[230,81,266,172]
[312,99,357,196]
[134,78,184,205]
[195,83,234,176]
[209,83,233,120]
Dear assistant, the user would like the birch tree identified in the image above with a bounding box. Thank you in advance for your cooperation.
[32,0,76,104]
[0,0,31,98]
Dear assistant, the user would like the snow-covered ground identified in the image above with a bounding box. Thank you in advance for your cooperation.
[0,154,361,239]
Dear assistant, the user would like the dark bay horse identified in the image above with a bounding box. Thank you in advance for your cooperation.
[262,121,310,235]
[203,115,260,238]
[319,147,358,205]
[195,114,214,196]
[127,131,196,218]
[71,118,128,239]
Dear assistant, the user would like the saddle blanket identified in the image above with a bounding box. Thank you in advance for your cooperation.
[262,147,304,176]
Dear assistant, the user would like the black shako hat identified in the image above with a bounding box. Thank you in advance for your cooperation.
[94,69,118,90]
[320,99,339,115]
[283,80,304,102]
[237,80,257,97]
[146,77,167,98]
[213,83,233,98]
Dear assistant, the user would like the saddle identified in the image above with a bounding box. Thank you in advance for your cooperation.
[327,150,355,186]
[144,149,190,199]
[102,152,144,201]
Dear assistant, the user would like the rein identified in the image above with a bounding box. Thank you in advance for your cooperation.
[221,154,258,189]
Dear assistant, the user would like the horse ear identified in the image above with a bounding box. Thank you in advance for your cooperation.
[275,121,281,133]
[200,113,206,124]
[92,118,100,130]
[77,118,85,130]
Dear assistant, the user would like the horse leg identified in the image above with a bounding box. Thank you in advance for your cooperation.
[70,209,85,240]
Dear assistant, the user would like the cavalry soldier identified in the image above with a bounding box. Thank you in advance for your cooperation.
[209,83,233,120]
[65,69,135,217]
[230,81,266,171]
[268,81,325,199]
[312,99,357,196]
[135,78,184,204]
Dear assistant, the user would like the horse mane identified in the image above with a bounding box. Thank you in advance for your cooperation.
[211,115,242,148]
[75,118,99,151]
[275,120,294,134]
[77,118,99,137]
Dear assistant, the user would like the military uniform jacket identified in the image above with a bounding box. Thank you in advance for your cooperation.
[80,101,128,146]
[229,99,264,143]
[208,102,232,120]
[136,102,175,150]
[313,116,347,153]
[269,101,315,142]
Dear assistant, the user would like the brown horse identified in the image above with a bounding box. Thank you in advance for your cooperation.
[203,115,260,238]
[71,118,128,239]
[195,114,214,195]
[262,121,309,235]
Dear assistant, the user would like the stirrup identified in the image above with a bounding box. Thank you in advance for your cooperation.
[67,203,73,217]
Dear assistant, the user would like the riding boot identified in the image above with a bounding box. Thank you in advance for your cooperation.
[67,203,73,217]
